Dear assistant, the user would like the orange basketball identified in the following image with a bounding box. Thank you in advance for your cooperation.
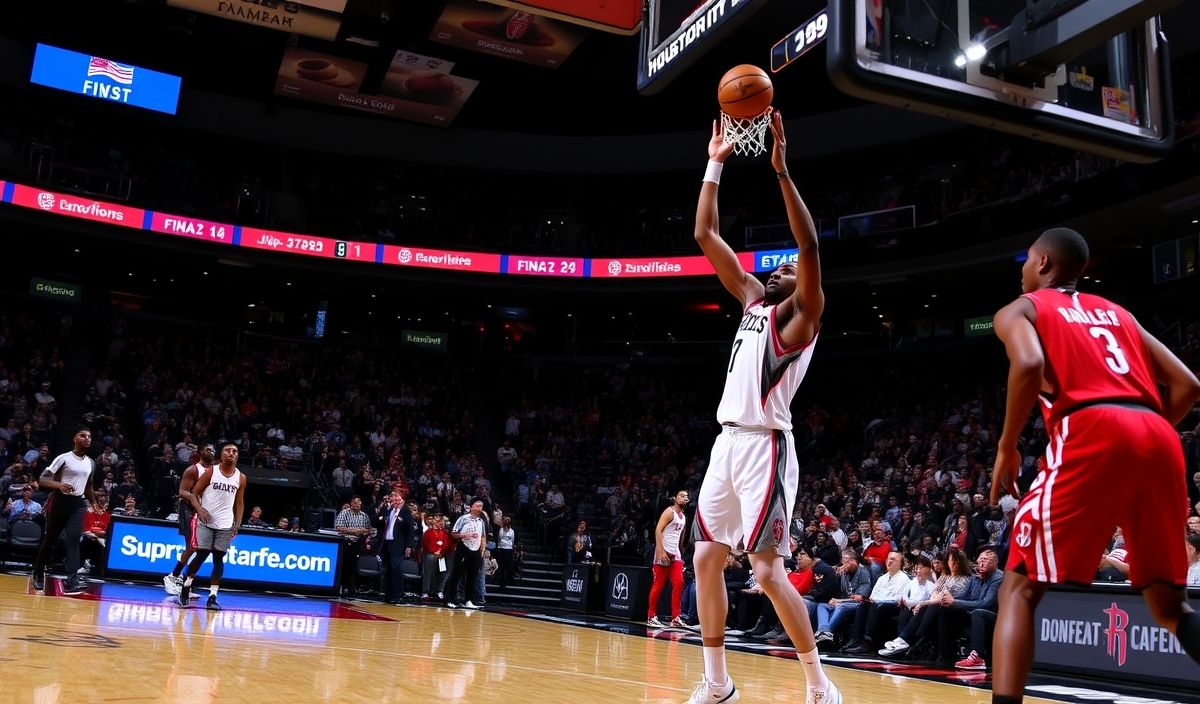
[717,64,773,119]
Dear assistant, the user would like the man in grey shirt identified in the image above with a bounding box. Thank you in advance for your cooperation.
[813,549,872,644]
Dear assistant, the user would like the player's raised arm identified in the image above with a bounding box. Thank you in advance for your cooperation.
[770,111,823,323]
[1134,318,1200,425]
[695,119,763,307]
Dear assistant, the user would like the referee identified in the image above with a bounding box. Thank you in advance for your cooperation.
[32,426,97,595]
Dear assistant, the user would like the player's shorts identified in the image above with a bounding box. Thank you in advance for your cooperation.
[692,425,798,558]
[194,522,234,552]
[1007,404,1189,589]
[178,506,197,545]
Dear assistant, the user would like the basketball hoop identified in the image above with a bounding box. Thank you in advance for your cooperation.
[721,108,771,157]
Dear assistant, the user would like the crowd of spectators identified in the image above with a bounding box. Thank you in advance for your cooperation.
[0,304,71,522]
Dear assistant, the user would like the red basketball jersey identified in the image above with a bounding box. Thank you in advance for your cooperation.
[1023,288,1162,429]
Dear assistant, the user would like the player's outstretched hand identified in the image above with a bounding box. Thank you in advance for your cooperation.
[768,109,787,174]
[708,119,735,163]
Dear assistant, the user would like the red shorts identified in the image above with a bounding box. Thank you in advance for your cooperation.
[1006,405,1189,589]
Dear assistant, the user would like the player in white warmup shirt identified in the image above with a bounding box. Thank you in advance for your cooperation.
[647,489,690,628]
[178,442,246,610]
[685,112,840,704]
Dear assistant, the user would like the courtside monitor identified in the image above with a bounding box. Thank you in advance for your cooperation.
[638,0,775,94]
[827,0,1175,163]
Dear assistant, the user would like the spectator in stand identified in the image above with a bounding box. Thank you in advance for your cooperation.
[497,440,517,475]
[1187,515,1200,536]
[842,551,910,653]
[275,516,291,530]
[948,548,1004,669]
[244,506,270,529]
[331,461,355,504]
[863,525,895,572]
[566,520,593,564]
[81,491,111,574]
[814,549,873,646]
[113,496,141,517]
[1187,535,1200,587]
[880,547,973,656]
[110,470,145,511]
[5,485,42,521]
[494,515,516,589]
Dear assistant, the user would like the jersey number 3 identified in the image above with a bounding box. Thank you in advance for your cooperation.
[1089,326,1130,375]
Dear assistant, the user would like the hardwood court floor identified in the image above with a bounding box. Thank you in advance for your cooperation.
[0,574,1072,703]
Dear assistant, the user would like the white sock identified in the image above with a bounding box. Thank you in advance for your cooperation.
[209,585,219,597]
[702,646,728,689]
[797,646,829,691]
[183,577,194,587]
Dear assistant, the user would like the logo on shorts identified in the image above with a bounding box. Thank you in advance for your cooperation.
[771,518,785,546]
[1014,521,1032,548]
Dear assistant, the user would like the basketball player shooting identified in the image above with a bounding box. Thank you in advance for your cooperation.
[688,111,840,704]
[989,228,1200,704]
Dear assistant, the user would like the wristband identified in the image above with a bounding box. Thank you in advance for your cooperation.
[777,170,790,180]
[703,159,724,185]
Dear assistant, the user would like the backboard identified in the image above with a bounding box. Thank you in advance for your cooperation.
[638,0,776,94]
[826,0,1176,162]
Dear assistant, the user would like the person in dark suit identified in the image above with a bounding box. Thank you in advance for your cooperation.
[376,491,416,603]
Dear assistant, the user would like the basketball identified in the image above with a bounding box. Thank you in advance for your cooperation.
[717,64,773,119]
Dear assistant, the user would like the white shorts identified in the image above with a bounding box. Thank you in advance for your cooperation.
[692,426,798,557]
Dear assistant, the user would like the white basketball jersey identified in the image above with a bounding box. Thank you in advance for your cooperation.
[716,300,817,430]
[663,508,686,558]
[200,467,241,530]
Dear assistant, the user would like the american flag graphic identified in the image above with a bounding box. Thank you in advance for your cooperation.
[87,57,134,85]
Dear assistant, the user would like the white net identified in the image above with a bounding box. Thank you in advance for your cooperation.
[721,109,771,157]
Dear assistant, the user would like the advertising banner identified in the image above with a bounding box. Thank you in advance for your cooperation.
[605,565,650,619]
[382,245,502,274]
[506,255,585,277]
[30,278,82,302]
[963,315,994,337]
[562,564,589,610]
[431,1,586,68]
[105,516,342,591]
[167,0,341,40]
[402,330,448,351]
[30,43,182,115]
[592,255,715,278]
[1034,587,1200,689]
[149,212,234,245]
[372,51,479,127]
[9,184,145,228]
[274,47,367,104]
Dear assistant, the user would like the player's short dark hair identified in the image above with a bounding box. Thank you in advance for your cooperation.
[220,441,238,451]
[74,425,92,435]
[1186,534,1200,552]
[1035,227,1090,280]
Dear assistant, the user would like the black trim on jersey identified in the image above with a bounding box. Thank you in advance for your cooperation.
[759,337,805,405]
[747,430,790,553]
